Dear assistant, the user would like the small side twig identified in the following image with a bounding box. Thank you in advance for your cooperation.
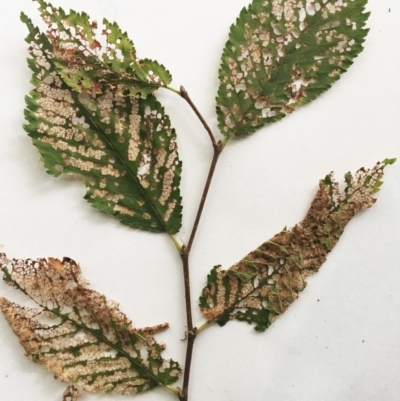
[180,86,219,148]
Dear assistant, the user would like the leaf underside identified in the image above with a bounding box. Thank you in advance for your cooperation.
[22,1,182,234]
[217,0,369,138]
[200,159,395,331]
[0,254,181,395]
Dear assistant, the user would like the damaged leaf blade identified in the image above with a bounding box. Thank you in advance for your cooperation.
[0,254,181,394]
[217,0,369,138]
[22,11,182,234]
[200,159,395,331]
[34,0,172,98]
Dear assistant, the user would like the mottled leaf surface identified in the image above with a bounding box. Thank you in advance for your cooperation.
[0,254,181,394]
[200,159,395,331]
[34,0,172,98]
[217,0,369,137]
[22,12,182,234]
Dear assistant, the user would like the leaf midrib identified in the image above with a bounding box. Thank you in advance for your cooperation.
[51,308,164,388]
[71,90,172,233]
[3,269,167,390]
[34,33,173,234]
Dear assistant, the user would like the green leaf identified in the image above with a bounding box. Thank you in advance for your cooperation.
[31,0,172,98]
[22,14,182,234]
[0,254,181,395]
[200,160,394,331]
[217,0,369,138]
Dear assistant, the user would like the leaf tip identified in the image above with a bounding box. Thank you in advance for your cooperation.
[383,157,397,166]
[20,11,29,23]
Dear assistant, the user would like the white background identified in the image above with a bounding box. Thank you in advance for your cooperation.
[0,1,399,400]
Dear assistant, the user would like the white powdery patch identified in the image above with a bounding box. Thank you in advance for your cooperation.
[66,157,122,178]
[166,140,178,170]
[97,90,114,125]
[326,0,347,14]
[58,41,79,51]
[284,0,298,22]
[113,205,135,217]
[40,138,106,160]
[159,170,174,206]
[30,41,51,71]
[100,164,122,177]
[67,158,96,172]
[111,86,130,139]
[137,153,151,179]
[135,104,179,208]
[34,73,111,155]
[36,83,74,113]
[127,99,141,162]
[154,148,167,170]
[140,179,150,189]
[113,117,125,136]
[271,0,284,20]
[163,199,177,222]
[90,190,124,203]
[146,70,162,86]
[72,116,90,130]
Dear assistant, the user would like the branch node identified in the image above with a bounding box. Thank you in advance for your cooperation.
[181,328,197,341]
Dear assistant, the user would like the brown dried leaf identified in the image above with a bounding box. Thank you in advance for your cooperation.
[0,255,181,395]
[200,159,395,331]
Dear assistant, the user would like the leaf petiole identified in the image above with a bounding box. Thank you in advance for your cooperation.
[221,136,230,149]
[167,385,181,397]
[166,85,182,95]
[195,320,213,335]
[170,234,183,254]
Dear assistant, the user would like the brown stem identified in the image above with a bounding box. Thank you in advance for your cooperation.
[176,88,223,401]
[179,247,196,401]
[179,145,222,401]
[180,86,219,148]
[187,145,222,253]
